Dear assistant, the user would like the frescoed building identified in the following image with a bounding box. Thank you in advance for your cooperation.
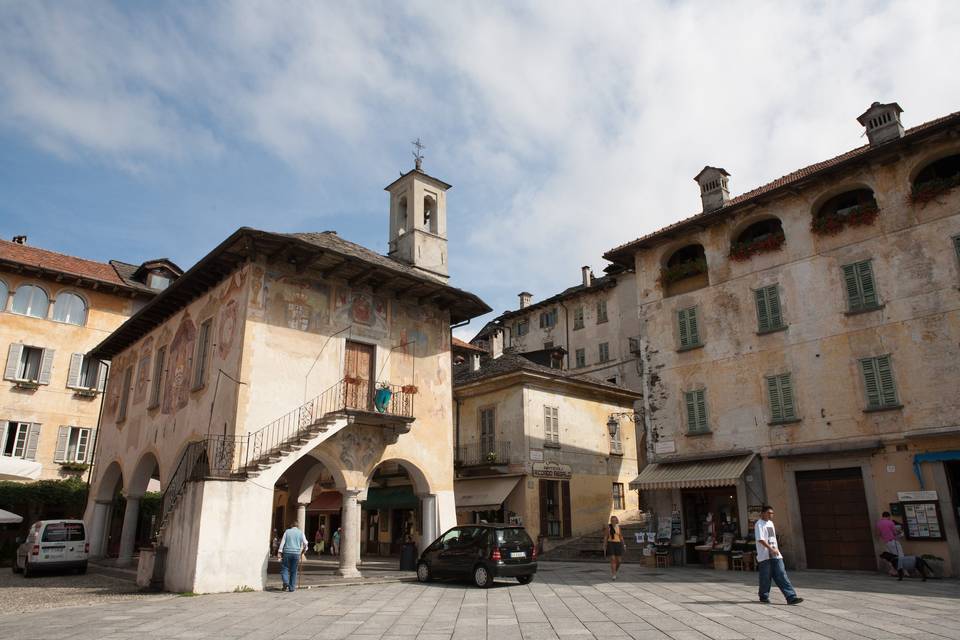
[83,163,490,592]
[0,236,179,482]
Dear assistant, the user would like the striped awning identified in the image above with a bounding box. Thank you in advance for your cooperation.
[630,454,755,490]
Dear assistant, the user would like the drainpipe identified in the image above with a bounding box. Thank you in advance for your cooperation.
[558,301,571,369]
[83,360,110,514]
[449,319,471,470]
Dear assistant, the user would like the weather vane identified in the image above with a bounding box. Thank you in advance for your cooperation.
[411,137,425,170]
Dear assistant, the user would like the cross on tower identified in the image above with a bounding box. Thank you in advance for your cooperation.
[411,137,425,170]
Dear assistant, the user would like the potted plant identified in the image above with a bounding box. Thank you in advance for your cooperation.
[729,230,786,261]
[658,257,708,286]
[485,451,498,463]
[373,382,393,413]
[811,202,879,235]
[401,384,419,394]
[911,174,960,205]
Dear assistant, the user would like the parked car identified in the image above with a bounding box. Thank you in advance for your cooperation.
[417,524,537,588]
[12,520,88,577]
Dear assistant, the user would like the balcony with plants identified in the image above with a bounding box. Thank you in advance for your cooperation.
[911,153,960,205]
[811,188,879,235]
[729,218,786,261]
[659,244,708,296]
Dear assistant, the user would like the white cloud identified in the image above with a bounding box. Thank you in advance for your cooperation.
[2,0,959,326]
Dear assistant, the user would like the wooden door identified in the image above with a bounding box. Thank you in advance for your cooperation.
[796,468,875,570]
[344,341,374,410]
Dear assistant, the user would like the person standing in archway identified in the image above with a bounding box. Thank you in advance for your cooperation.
[277,523,307,592]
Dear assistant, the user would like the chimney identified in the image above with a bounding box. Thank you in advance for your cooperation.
[694,166,731,213]
[470,353,481,371]
[518,292,533,309]
[857,101,904,146]
[490,328,504,360]
[11,235,27,245]
[581,266,593,287]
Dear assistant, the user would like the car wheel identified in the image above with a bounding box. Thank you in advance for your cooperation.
[22,560,32,578]
[473,564,492,588]
[517,575,533,585]
[416,562,431,583]
[11,558,22,574]
[76,562,88,575]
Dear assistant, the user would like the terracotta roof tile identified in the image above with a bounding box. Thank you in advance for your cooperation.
[604,110,960,261]
[452,337,486,353]
[0,239,128,288]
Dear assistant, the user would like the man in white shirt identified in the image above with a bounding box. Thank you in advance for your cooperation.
[755,505,802,604]
[277,523,308,592]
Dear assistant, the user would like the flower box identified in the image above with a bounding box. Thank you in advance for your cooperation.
[729,231,786,261]
[401,385,419,394]
[911,174,960,205]
[658,257,708,286]
[14,380,39,390]
[811,203,879,236]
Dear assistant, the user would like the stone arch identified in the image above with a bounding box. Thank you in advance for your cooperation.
[95,460,124,502]
[366,457,431,495]
[296,452,347,504]
[128,450,161,498]
[907,146,960,184]
[809,181,878,218]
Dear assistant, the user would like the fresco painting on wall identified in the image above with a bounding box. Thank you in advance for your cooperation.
[334,289,388,339]
[133,337,154,405]
[163,313,197,415]
[218,299,239,359]
[265,275,331,333]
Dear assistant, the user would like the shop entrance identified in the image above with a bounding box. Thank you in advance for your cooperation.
[538,479,571,538]
[796,467,874,570]
[946,461,960,533]
[681,487,739,564]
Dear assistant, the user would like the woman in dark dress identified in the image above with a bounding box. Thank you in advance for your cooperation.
[603,515,625,580]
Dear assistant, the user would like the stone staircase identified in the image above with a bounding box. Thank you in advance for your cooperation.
[541,514,652,563]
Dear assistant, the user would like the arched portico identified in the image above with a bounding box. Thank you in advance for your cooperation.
[364,458,439,557]
[88,461,123,558]
[115,452,160,566]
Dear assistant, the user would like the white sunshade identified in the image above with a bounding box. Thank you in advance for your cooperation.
[0,456,42,481]
[454,476,521,511]
[0,508,24,524]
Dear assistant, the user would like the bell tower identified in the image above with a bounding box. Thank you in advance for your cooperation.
[385,140,451,283]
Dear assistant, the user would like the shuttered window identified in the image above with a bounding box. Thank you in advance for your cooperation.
[149,346,166,409]
[842,260,880,311]
[544,406,560,447]
[54,426,93,463]
[67,354,103,390]
[1,422,30,458]
[573,306,584,330]
[117,366,133,422]
[609,423,623,455]
[598,342,610,362]
[596,300,608,323]
[677,306,701,349]
[479,407,496,454]
[755,285,784,332]
[575,348,585,368]
[684,389,709,433]
[860,355,899,410]
[766,373,797,423]
[4,344,53,384]
[539,309,557,328]
[612,483,625,509]
[516,319,529,336]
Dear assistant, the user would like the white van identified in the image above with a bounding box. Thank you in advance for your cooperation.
[13,519,88,576]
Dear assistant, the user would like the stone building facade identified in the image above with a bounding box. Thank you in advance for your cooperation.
[453,350,641,544]
[604,103,960,575]
[0,237,178,482]
[83,166,489,593]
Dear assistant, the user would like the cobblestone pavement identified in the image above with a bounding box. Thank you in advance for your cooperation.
[1,561,958,639]
[0,565,171,614]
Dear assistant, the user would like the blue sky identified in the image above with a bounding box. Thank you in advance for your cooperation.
[2,1,960,337]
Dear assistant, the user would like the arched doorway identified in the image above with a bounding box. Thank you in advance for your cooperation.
[363,459,432,556]
[90,461,123,558]
[115,453,161,565]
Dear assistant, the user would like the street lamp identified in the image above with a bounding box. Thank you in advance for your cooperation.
[606,412,643,436]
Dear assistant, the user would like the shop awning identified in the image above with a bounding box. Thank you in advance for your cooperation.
[455,476,521,510]
[363,486,419,510]
[307,491,342,512]
[0,456,42,481]
[630,454,755,490]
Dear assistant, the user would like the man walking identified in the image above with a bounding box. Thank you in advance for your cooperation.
[755,505,803,605]
[277,522,308,592]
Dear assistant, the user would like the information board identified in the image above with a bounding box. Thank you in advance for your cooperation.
[901,500,945,540]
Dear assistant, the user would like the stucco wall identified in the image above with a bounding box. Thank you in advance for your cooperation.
[0,271,136,480]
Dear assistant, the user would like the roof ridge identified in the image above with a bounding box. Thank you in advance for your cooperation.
[0,237,118,270]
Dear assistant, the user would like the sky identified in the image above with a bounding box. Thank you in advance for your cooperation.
[2,1,960,339]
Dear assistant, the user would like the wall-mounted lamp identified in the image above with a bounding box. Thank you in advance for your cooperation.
[606,411,642,436]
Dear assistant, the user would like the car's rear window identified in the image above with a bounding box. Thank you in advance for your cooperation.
[42,522,85,542]
[495,528,532,546]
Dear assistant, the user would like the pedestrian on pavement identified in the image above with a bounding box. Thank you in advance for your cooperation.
[277,523,308,592]
[603,515,625,580]
[315,526,325,556]
[876,511,903,574]
[755,506,803,605]
[332,527,341,556]
[270,529,280,556]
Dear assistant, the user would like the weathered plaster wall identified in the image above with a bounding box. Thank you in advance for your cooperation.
[456,384,525,462]
[0,271,136,480]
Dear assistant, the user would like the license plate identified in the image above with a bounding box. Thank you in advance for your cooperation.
[510,551,526,559]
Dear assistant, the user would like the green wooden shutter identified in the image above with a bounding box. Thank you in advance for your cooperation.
[685,390,707,433]
[843,264,862,310]
[678,308,690,347]
[767,376,783,422]
[856,261,878,308]
[861,358,881,408]
[779,374,796,419]
[755,288,770,332]
[876,355,898,406]
[685,391,698,432]
[695,390,708,431]
[767,286,783,328]
[688,308,700,345]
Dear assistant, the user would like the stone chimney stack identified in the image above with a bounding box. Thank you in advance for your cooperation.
[694,166,731,213]
[518,292,532,309]
[857,101,905,146]
[489,327,504,360]
[470,353,481,371]
[581,266,593,287]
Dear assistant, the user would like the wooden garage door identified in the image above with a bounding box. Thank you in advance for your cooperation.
[796,468,875,571]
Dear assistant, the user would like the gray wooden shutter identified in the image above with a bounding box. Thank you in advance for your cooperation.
[0,423,7,454]
[85,430,97,465]
[767,376,783,422]
[67,354,83,388]
[767,286,783,328]
[876,355,897,406]
[755,288,770,332]
[842,264,862,310]
[695,390,707,431]
[38,348,55,385]
[861,358,881,408]
[75,428,90,462]
[24,423,41,460]
[54,426,69,462]
[857,261,878,307]
[96,362,108,392]
[4,343,23,381]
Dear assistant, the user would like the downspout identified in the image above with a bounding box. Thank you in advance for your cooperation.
[449,318,471,467]
[558,301,571,369]
[83,360,110,513]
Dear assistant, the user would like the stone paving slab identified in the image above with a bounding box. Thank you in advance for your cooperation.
[0,562,958,640]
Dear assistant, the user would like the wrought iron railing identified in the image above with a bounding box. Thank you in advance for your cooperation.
[455,440,512,467]
[155,377,415,536]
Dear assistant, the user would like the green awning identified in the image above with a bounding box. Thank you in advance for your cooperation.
[362,486,419,510]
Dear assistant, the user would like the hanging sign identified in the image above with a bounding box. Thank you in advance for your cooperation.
[897,491,938,501]
[532,461,572,479]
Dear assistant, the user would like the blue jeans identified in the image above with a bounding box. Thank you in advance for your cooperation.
[280,552,301,591]
[758,557,797,601]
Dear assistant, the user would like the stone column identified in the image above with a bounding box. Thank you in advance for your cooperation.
[297,503,308,532]
[87,500,111,558]
[337,489,363,578]
[418,493,438,553]
[117,496,141,567]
